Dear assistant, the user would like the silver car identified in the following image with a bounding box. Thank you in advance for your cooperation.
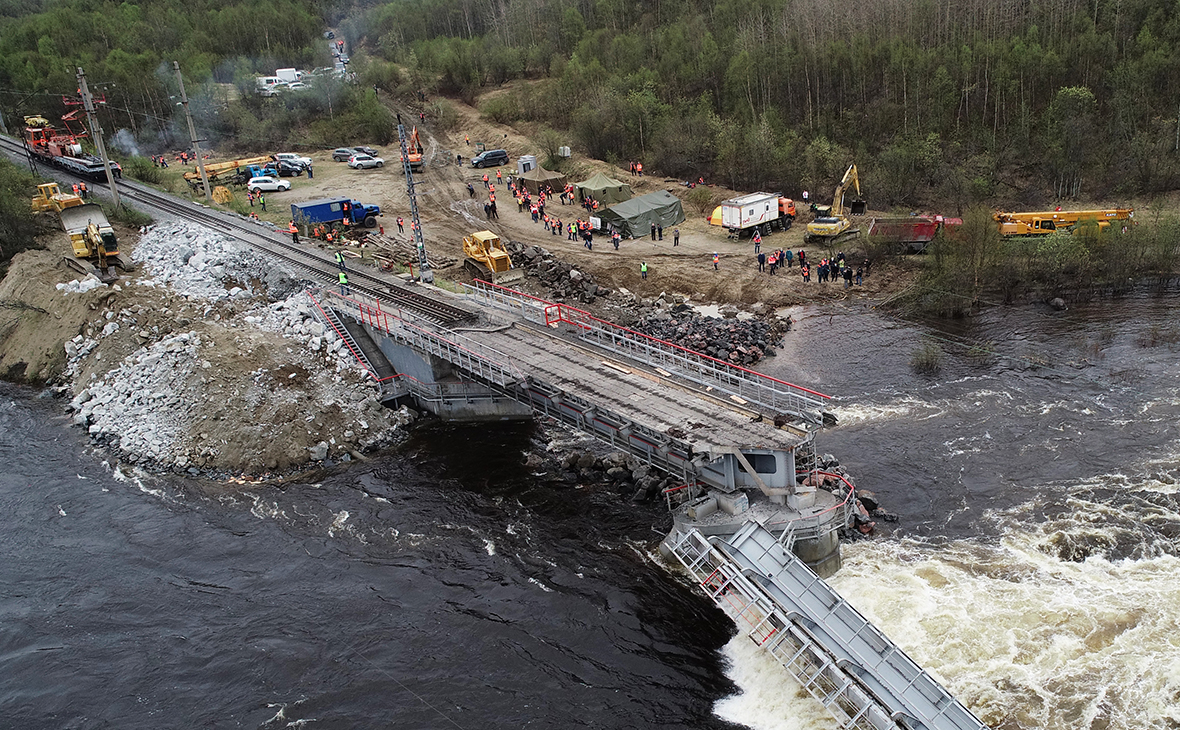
[348,154,384,169]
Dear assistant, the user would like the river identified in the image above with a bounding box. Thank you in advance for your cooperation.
[3,293,1179,728]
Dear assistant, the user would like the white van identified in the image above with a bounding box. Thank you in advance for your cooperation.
[256,76,282,96]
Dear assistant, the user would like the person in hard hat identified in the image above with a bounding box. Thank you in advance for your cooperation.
[640,261,648,280]
[289,221,299,244]
[334,250,347,270]
[713,252,720,270]
[338,271,350,295]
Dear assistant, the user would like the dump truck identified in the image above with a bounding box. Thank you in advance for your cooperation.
[463,230,523,283]
[993,209,1133,237]
[59,204,122,283]
[866,216,962,253]
[719,193,796,237]
[805,164,866,245]
[291,198,382,228]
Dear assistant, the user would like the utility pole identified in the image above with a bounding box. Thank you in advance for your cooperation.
[397,114,433,284]
[174,61,211,204]
[76,67,120,209]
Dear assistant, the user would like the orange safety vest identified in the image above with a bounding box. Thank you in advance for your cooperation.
[713,254,720,264]
[289,222,298,233]
[636,163,643,173]
[482,174,488,182]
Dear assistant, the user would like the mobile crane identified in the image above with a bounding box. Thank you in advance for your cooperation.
[992,208,1134,237]
[805,164,867,245]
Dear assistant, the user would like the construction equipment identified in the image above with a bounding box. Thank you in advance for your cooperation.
[867,215,962,253]
[399,127,424,171]
[31,184,127,283]
[805,164,866,245]
[22,113,123,180]
[59,204,125,283]
[182,156,274,189]
[463,231,523,283]
[31,182,83,214]
[292,198,382,229]
[993,208,1134,237]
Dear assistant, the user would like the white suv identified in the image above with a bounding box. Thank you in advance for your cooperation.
[248,176,291,193]
[348,154,384,169]
[274,152,312,168]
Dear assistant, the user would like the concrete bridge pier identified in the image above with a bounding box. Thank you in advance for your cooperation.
[367,326,532,422]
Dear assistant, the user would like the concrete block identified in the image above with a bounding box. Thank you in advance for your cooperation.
[714,491,749,516]
[686,496,718,520]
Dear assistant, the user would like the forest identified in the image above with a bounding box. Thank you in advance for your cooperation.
[0,0,1178,210]
[0,0,392,155]
[347,0,1180,208]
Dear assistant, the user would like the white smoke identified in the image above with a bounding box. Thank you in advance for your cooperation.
[111,128,141,157]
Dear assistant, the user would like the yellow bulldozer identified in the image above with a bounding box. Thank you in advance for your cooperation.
[31,182,83,213]
[463,230,523,284]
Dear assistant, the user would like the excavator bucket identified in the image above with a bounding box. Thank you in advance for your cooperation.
[849,200,867,216]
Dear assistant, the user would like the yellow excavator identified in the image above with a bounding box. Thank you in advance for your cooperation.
[463,230,523,283]
[805,164,867,245]
[31,184,126,283]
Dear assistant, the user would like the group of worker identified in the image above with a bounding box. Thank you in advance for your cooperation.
[70,182,89,199]
[628,161,644,176]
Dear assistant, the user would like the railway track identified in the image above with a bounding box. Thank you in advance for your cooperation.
[0,134,475,326]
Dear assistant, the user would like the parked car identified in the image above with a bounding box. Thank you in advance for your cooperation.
[471,149,509,168]
[272,161,305,177]
[283,82,309,91]
[352,146,379,157]
[332,148,354,162]
[274,152,312,168]
[323,30,335,39]
[348,154,384,169]
[248,176,290,193]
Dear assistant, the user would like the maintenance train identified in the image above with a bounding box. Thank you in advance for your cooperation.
[22,112,122,181]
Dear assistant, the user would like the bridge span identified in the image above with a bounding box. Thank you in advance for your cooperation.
[310,279,990,730]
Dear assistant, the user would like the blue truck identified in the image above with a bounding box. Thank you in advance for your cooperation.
[290,198,382,228]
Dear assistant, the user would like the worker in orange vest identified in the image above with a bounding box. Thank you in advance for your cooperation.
[713,252,720,270]
[289,221,299,244]
[482,173,489,188]
[636,162,644,176]
[79,182,88,199]
[496,169,502,183]
[72,183,79,196]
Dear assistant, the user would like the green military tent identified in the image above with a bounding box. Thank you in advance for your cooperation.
[516,166,567,196]
[575,172,632,205]
[597,190,686,239]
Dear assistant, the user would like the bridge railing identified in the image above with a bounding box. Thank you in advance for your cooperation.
[320,289,526,388]
[462,279,831,425]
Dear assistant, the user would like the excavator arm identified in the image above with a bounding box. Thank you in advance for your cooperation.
[830,164,860,218]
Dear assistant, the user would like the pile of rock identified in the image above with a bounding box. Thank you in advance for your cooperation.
[132,220,301,302]
[527,448,685,502]
[68,331,202,468]
[253,291,364,375]
[506,241,611,304]
[629,305,786,366]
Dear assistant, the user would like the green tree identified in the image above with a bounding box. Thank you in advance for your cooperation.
[1044,86,1097,199]
[0,159,41,271]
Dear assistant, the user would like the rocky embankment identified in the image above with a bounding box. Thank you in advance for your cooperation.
[45,220,415,477]
[505,240,789,366]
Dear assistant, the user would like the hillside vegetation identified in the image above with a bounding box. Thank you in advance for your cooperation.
[0,0,391,152]
[349,0,1180,209]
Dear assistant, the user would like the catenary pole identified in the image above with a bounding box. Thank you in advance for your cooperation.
[76,67,120,209]
[174,61,212,203]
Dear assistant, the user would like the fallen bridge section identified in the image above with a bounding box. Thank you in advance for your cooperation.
[667,524,989,730]
[317,289,820,499]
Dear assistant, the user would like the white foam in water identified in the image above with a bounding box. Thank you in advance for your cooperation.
[829,529,1180,730]
[712,633,831,730]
